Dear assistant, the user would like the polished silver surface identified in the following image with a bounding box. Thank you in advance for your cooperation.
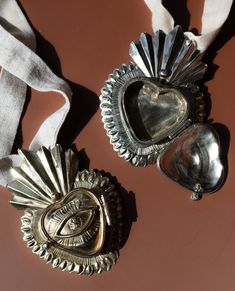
[158,124,224,198]
[101,64,166,167]
[100,62,205,167]
[129,26,207,86]
[124,81,189,143]
[101,26,206,167]
[99,26,223,197]
[7,145,122,275]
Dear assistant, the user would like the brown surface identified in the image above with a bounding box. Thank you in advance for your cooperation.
[0,1,235,290]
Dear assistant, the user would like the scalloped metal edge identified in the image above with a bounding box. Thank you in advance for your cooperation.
[100,62,167,167]
[19,169,122,275]
[100,62,206,167]
[21,209,119,275]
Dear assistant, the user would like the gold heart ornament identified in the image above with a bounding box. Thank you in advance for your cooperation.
[7,145,123,275]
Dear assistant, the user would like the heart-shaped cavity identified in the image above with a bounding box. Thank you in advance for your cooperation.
[41,188,106,256]
[158,124,224,194]
[123,79,189,143]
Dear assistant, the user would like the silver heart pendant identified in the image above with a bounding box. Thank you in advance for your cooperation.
[100,26,225,199]
[7,146,123,275]
[123,79,190,144]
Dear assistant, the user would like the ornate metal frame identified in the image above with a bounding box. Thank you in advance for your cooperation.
[7,145,123,275]
[100,26,224,200]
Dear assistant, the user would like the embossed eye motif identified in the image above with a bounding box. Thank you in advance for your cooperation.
[8,146,123,274]
[42,189,105,254]
[53,201,98,238]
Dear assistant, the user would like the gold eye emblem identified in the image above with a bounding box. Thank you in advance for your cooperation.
[41,189,106,255]
[56,208,96,238]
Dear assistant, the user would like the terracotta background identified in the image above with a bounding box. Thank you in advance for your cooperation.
[0,0,235,290]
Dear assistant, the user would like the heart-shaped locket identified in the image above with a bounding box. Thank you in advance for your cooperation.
[158,124,224,200]
[7,146,122,275]
[123,78,189,144]
[100,26,224,198]
[41,188,106,256]
[100,27,206,168]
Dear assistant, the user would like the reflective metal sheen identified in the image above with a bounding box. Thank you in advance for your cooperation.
[158,124,224,199]
[100,25,224,198]
[123,80,189,143]
[7,145,122,275]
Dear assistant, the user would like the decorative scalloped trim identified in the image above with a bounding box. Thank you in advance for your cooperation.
[191,86,206,122]
[100,62,167,167]
[100,63,206,167]
[12,162,123,275]
[21,209,119,275]
[100,27,208,168]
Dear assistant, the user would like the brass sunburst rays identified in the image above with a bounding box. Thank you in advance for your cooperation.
[7,145,123,275]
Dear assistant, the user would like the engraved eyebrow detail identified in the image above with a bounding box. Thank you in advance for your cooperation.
[55,208,96,239]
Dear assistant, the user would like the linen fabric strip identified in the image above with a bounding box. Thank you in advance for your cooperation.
[144,0,233,51]
[0,0,72,186]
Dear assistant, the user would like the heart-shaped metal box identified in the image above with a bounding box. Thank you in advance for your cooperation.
[7,145,123,275]
[100,26,224,200]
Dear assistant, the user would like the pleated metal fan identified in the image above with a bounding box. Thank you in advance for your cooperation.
[7,145,123,275]
[100,26,224,200]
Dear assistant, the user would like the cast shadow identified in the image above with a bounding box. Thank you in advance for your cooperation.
[12,27,99,152]
[96,170,137,249]
[36,29,100,149]
[164,0,190,31]
[201,0,235,121]
[167,0,234,189]
[163,0,235,55]
[210,122,230,188]
[201,3,234,187]
[13,4,137,248]
[203,0,235,76]
[164,0,235,113]
[11,87,32,154]
[12,1,99,151]
[71,145,90,171]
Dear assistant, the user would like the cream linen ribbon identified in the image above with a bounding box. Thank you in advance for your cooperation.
[144,0,233,51]
[0,0,233,186]
[0,0,72,186]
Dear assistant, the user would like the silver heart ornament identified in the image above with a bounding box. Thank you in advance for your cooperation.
[100,26,225,199]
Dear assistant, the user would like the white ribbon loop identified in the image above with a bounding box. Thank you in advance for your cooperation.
[144,0,174,33]
[144,0,233,51]
[0,0,72,186]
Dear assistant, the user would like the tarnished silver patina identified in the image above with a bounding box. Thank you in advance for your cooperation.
[7,145,122,275]
[100,26,224,199]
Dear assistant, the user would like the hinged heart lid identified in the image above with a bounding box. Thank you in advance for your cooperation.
[158,123,224,200]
